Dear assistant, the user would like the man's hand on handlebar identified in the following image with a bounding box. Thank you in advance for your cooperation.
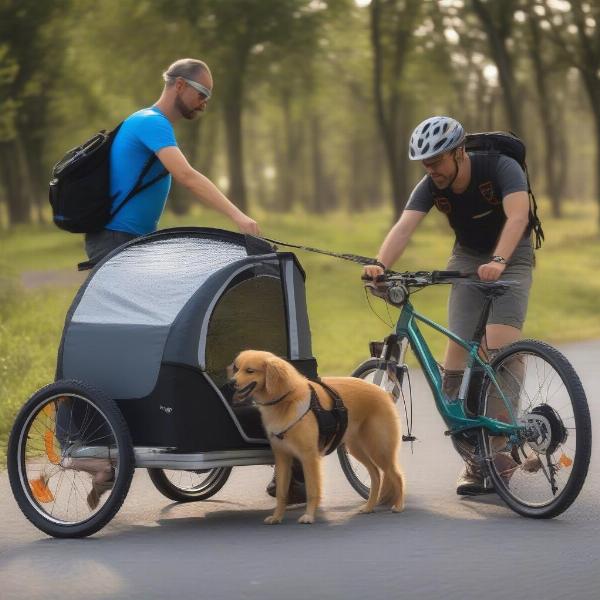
[362,263,389,299]
[362,263,386,281]
[477,261,506,282]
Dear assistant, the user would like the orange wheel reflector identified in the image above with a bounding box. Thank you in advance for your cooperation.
[559,453,573,468]
[30,477,54,503]
[44,430,60,464]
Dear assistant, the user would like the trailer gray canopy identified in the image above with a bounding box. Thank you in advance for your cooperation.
[57,228,315,401]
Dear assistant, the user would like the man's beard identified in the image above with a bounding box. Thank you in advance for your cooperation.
[175,95,199,120]
[431,175,449,189]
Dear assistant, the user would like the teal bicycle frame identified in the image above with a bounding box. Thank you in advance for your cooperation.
[396,298,522,440]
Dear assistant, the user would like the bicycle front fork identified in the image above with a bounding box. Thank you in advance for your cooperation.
[369,334,409,402]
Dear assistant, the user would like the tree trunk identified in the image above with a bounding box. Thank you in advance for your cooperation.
[592,104,600,233]
[527,4,562,217]
[349,131,364,212]
[167,120,203,216]
[310,114,333,214]
[577,68,600,230]
[0,139,32,225]
[245,114,268,210]
[276,89,296,212]
[370,0,419,220]
[222,49,248,214]
[198,114,218,182]
[471,0,522,134]
[371,0,401,219]
[223,98,246,213]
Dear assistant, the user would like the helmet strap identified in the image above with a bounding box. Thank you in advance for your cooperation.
[447,150,461,189]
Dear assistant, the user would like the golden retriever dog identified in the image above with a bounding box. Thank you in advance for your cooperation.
[230,350,404,524]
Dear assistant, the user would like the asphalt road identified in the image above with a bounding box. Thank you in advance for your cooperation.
[1,340,599,600]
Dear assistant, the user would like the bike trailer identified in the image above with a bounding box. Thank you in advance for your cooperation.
[56,227,318,458]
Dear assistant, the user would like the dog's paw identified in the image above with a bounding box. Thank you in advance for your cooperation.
[297,513,314,524]
[359,503,376,514]
[391,504,404,513]
[264,515,283,525]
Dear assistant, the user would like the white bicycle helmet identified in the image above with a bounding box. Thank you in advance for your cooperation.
[408,116,465,160]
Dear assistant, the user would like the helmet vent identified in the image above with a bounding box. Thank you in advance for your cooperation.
[407,116,464,161]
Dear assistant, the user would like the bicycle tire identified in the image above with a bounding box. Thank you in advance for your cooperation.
[477,340,591,519]
[7,380,135,538]
[337,359,386,500]
[147,467,232,502]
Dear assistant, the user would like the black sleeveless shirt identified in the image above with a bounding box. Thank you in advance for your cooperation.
[405,153,529,253]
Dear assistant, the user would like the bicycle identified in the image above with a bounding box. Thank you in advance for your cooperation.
[338,269,592,518]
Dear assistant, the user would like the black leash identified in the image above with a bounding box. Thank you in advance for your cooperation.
[258,236,385,269]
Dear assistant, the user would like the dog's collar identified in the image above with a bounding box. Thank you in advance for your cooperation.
[253,390,292,406]
[270,397,312,440]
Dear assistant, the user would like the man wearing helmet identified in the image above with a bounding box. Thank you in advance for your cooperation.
[364,116,534,496]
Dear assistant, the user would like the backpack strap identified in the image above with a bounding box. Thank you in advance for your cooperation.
[523,162,544,249]
[110,155,169,220]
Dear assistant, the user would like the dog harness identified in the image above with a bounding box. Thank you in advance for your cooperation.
[270,379,348,455]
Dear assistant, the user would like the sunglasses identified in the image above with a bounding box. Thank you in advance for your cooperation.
[181,77,212,101]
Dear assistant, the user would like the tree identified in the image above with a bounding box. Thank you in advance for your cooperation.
[370,0,422,218]
[470,0,523,134]
[523,1,568,216]
[542,0,600,230]
[0,0,64,225]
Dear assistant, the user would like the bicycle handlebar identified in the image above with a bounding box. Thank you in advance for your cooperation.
[361,270,469,285]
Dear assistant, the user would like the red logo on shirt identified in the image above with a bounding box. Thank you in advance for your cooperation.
[434,197,451,214]
[479,181,500,205]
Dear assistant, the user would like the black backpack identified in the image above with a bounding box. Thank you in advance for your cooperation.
[49,123,168,233]
[464,131,544,249]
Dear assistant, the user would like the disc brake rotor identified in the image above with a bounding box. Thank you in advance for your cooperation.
[522,404,567,455]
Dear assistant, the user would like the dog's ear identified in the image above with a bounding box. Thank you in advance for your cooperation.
[265,357,287,398]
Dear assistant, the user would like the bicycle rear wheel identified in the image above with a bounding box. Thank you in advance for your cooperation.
[478,340,591,518]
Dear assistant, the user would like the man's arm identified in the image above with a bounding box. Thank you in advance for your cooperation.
[157,146,259,235]
[363,210,426,278]
[477,191,530,281]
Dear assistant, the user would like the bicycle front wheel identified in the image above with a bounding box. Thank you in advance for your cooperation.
[338,359,391,499]
[478,340,591,519]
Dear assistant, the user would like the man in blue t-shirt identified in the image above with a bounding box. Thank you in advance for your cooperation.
[85,58,260,262]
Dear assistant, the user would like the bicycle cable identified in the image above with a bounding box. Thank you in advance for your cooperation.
[363,287,395,328]
[401,367,417,452]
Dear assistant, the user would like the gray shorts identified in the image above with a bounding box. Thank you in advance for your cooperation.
[446,239,534,340]
[84,229,138,263]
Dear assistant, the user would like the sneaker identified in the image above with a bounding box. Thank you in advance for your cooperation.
[86,469,115,510]
[456,464,494,496]
[266,462,306,505]
[266,476,307,504]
